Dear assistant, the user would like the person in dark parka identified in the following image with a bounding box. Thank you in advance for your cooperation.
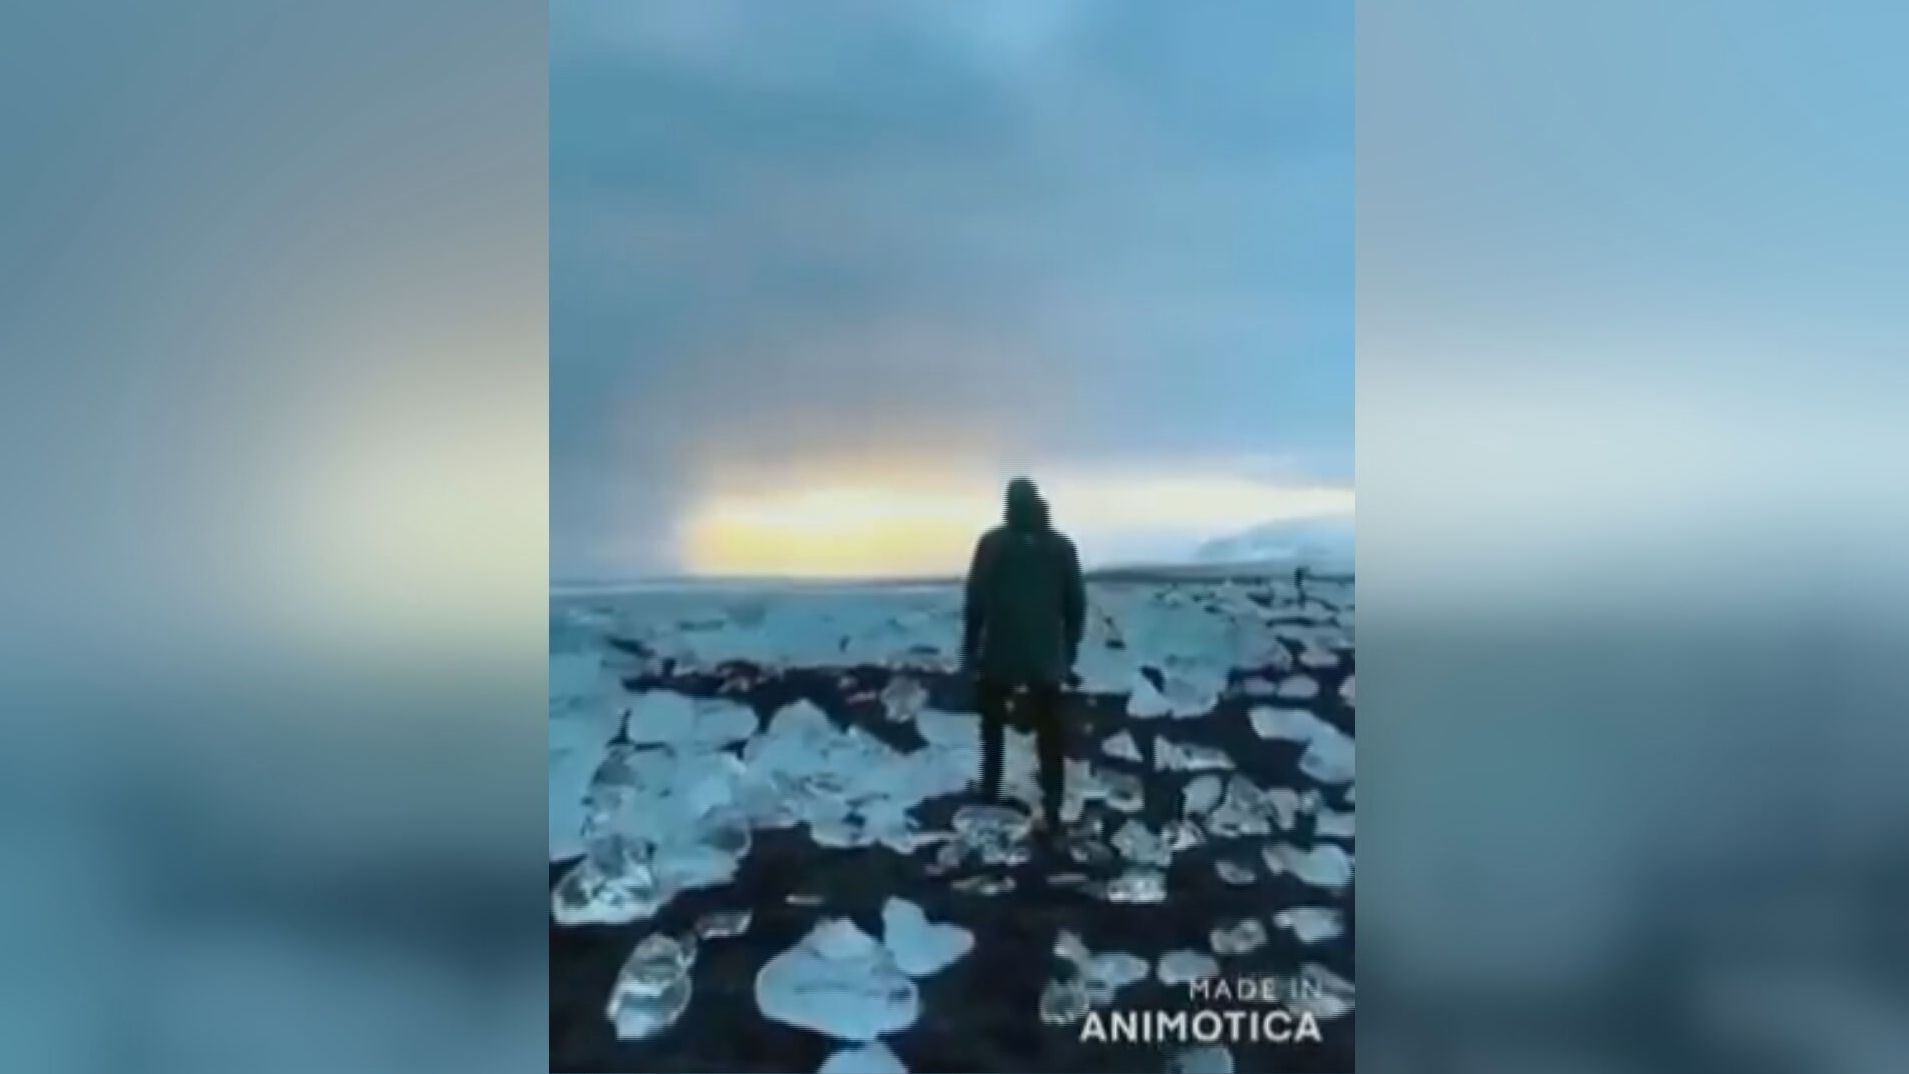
[962,477,1087,834]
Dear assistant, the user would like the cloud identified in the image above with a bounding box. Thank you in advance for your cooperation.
[551,1,1353,576]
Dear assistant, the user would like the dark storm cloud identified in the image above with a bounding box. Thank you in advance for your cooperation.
[551,1,1352,577]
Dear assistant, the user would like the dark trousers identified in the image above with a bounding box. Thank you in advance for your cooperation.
[976,679,1067,825]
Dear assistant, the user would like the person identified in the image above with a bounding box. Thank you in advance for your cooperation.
[961,477,1087,840]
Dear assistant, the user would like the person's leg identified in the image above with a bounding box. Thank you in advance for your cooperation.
[1031,683,1066,828]
[976,679,1006,801]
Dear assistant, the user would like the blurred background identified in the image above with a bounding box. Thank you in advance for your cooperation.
[1359,1,1909,1071]
[2,1,1906,1073]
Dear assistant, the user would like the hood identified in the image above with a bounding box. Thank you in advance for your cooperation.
[1004,478,1048,532]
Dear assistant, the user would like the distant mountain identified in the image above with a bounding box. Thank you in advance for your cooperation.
[1194,516,1354,568]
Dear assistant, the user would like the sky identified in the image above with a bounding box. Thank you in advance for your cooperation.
[551,1,1353,579]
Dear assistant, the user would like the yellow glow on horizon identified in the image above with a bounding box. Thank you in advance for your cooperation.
[679,475,1353,577]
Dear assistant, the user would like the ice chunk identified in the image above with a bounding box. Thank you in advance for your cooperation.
[552,834,665,926]
[1262,843,1354,890]
[1094,767,1146,813]
[1089,952,1151,993]
[1053,929,1150,1007]
[810,814,863,849]
[1272,907,1345,945]
[1091,957,1145,1007]
[1103,868,1167,904]
[1066,835,1118,868]
[1209,918,1268,956]
[1157,950,1220,987]
[1127,673,1173,719]
[695,909,753,940]
[1299,646,1338,670]
[1039,971,1091,1025]
[1160,818,1205,854]
[1291,963,1356,1020]
[1274,675,1319,701]
[1268,786,1311,831]
[1315,807,1355,840]
[1215,859,1257,886]
[1157,669,1223,719]
[1248,706,1326,743]
[1202,776,1273,839]
[1084,955,1150,1008]
[1102,730,1143,762]
[1111,819,1173,868]
[737,700,974,852]
[1154,736,1234,772]
[607,933,695,1040]
[1298,724,1355,785]
[951,803,1032,866]
[626,691,757,746]
[756,919,921,1042]
[879,676,927,723]
[1168,1045,1235,1074]
[818,1042,910,1074]
[1054,929,1093,965]
[952,874,1016,896]
[881,898,973,978]
[1182,774,1224,816]
[1260,643,1296,673]
[1338,674,1355,705]
[915,708,980,749]
[560,736,757,922]
[925,840,967,877]
[1238,676,1279,699]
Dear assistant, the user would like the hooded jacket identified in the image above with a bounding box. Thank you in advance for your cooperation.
[962,480,1087,685]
